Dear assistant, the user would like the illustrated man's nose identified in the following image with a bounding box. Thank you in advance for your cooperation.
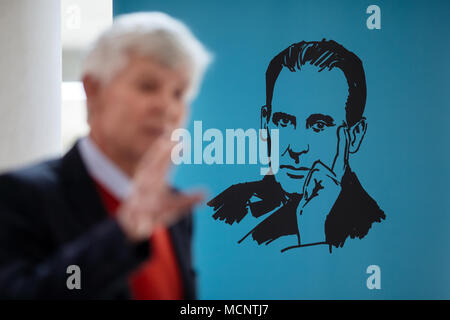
[287,141,309,164]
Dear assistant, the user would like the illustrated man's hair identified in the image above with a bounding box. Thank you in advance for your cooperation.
[265,39,366,126]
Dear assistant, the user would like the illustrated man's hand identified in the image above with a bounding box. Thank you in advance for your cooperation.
[117,135,204,243]
[297,125,350,245]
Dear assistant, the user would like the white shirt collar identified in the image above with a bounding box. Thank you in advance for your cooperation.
[77,136,132,201]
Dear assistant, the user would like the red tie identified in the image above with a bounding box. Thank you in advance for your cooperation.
[93,180,184,300]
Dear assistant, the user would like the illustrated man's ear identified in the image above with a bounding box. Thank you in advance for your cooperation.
[348,118,367,154]
[260,105,270,129]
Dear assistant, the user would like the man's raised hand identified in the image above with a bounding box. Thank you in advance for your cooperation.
[297,125,350,245]
[117,135,204,243]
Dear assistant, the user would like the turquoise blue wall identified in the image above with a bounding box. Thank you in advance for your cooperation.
[114,0,450,299]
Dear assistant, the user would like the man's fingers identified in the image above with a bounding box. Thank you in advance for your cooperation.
[137,135,169,169]
[331,125,349,180]
[155,192,205,226]
[134,138,176,189]
[118,190,204,241]
[138,132,177,171]
[302,166,318,202]
[144,139,175,175]
[302,160,340,203]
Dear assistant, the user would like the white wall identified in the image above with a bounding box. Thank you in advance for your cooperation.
[0,0,62,171]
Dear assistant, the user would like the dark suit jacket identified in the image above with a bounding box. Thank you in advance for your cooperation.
[0,143,196,299]
[208,168,386,251]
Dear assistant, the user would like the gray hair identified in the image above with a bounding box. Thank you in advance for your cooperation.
[82,12,212,101]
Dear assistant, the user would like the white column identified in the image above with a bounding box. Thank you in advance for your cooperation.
[0,0,61,172]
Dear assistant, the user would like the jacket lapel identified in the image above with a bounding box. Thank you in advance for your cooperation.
[60,142,109,231]
[62,141,195,299]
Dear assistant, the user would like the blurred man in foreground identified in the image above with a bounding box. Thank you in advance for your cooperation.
[0,12,211,299]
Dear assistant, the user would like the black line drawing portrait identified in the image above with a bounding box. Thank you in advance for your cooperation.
[208,39,386,252]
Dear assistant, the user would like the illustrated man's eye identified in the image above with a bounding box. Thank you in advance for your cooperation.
[311,121,327,132]
[272,112,296,128]
[279,118,291,127]
[306,114,336,133]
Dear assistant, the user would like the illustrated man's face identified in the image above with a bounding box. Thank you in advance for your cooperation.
[266,65,350,195]
[86,54,189,165]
